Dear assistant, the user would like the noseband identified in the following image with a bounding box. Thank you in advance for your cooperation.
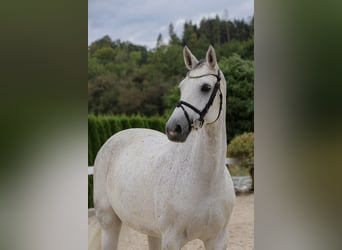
[176,69,223,131]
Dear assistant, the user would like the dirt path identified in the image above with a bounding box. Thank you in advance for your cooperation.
[88,193,254,250]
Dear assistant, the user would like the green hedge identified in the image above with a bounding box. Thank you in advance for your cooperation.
[88,114,166,208]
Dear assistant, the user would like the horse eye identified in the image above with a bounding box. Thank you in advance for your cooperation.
[201,84,211,92]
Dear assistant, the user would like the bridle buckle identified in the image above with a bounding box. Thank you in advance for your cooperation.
[192,119,203,130]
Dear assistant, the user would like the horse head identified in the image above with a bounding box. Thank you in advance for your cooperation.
[166,45,225,142]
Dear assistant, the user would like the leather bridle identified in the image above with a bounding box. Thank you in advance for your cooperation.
[176,69,223,131]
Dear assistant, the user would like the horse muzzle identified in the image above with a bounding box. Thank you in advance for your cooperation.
[165,116,191,143]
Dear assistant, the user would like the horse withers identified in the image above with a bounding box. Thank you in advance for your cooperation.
[93,45,235,250]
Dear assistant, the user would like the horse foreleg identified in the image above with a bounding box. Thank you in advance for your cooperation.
[161,241,181,250]
[148,235,161,250]
[96,209,122,250]
[160,230,185,250]
[204,227,229,250]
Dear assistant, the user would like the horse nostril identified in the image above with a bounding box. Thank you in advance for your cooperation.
[175,124,182,134]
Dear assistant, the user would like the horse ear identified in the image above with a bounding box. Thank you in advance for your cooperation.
[183,46,199,70]
[206,45,217,69]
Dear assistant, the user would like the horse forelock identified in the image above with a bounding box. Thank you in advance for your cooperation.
[193,59,206,69]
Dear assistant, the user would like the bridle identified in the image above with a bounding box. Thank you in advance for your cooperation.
[176,69,223,131]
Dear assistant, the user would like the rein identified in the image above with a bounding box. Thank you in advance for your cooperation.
[176,69,223,131]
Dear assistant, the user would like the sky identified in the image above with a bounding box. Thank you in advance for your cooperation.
[88,0,254,49]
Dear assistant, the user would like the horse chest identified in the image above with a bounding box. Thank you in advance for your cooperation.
[156,177,230,240]
[166,197,229,242]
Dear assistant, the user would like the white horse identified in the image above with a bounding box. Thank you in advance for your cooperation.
[93,45,235,250]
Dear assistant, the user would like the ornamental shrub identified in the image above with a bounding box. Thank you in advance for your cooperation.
[88,133,93,166]
[88,114,101,165]
[101,116,113,138]
[88,175,94,208]
[227,132,254,190]
[227,132,254,165]
[119,115,132,130]
[96,118,107,145]
[148,116,165,132]
[107,116,122,134]
[130,114,145,128]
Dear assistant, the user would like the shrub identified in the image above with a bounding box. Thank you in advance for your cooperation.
[107,116,122,134]
[88,114,101,165]
[130,114,145,128]
[88,175,94,208]
[148,116,166,132]
[227,132,254,165]
[101,116,113,138]
[88,134,93,166]
[119,115,132,130]
[96,119,105,144]
[227,132,254,190]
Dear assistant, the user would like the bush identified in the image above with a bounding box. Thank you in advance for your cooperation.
[119,115,132,130]
[130,114,145,128]
[96,118,108,144]
[88,114,101,165]
[107,116,122,134]
[227,132,254,190]
[101,116,113,138]
[227,132,254,165]
[88,175,94,208]
[148,116,166,133]
[88,134,93,166]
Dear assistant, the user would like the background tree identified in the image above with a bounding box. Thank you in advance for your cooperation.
[219,54,254,142]
[156,33,163,47]
[182,21,198,48]
[168,23,180,45]
[222,9,230,43]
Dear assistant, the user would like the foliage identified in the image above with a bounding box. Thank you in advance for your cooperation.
[227,132,254,164]
[88,114,100,165]
[219,54,254,142]
[227,132,254,190]
[147,116,166,132]
[162,84,180,117]
[88,175,93,208]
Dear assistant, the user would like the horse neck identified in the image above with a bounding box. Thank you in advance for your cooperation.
[177,69,227,180]
[189,112,227,179]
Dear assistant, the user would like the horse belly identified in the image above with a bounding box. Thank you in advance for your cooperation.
[108,165,159,236]
[105,130,167,236]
